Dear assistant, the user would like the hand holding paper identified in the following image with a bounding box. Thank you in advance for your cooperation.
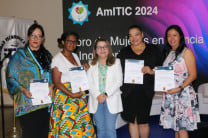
[124,59,144,84]
[30,79,52,105]
[154,66,175,92]
[67,66,89,93]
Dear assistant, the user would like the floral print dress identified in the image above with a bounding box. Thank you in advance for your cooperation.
[160,48,200,131]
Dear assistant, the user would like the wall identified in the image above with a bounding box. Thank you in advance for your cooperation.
[0,0,63,105]
[0,0,63,56]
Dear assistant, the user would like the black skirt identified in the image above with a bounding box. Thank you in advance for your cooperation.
[121,84,154,124]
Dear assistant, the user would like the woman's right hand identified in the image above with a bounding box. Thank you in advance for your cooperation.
[97,94,107,104]
[21,88,33,99]
[142,66,154,75]
[70,91,83,98]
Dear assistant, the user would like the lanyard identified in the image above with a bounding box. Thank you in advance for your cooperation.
[27,47,44,74]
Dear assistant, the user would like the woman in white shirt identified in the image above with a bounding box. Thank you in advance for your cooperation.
[87,38,123,138]
[48,32,96,137]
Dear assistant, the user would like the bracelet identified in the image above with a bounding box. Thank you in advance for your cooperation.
[179,86,184,92]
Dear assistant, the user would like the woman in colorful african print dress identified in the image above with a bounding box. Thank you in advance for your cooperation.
[6,23,53,138]
[160,25,200,138]
[48,32,95,138]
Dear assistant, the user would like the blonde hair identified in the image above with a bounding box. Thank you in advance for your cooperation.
[91,38,115,66]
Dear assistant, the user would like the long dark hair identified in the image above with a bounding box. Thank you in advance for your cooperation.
[163,25,186,60]
[25,23,52,71]
[91,37,115,66]
[25,23,45,48]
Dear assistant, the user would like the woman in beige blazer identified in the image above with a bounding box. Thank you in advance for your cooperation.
[87,38,123,138]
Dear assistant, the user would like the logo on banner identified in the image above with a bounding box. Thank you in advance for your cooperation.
[0,35,25,92]
[68,1,91,25]
[0,35,25,59]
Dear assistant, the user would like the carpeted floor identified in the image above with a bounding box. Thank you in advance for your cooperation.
[117,115,208,138]
[1,107,208,138]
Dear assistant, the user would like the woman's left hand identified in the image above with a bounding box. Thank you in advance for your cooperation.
[82,63,90,71]
[48,84,54,98]
[142,66,154,75]
[166,88,181,95]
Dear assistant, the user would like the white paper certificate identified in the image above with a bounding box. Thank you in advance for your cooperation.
[154,66,175,92]
[30,79,51,105]
[124,59,144,84]
[68,66,89,93]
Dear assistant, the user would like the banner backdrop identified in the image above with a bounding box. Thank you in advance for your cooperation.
[0,17,33,105]
[63,0,208,88]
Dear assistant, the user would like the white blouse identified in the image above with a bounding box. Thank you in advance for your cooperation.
[51,52,81,83]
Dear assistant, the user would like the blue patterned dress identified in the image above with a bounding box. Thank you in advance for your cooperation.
[160,48,200,131]
[6,47,52,117]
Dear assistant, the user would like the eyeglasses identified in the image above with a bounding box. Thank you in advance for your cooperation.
[31,34,43,40]
[66,40,77,44]
[96,45,108,50]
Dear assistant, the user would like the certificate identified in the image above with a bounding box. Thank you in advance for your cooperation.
[68,66,89,93]
[30,79,51,105]
[154,66,175,92]
[124,59,144,84]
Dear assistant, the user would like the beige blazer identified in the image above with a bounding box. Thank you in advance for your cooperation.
[87,58,123,114]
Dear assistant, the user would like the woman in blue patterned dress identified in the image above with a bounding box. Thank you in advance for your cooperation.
[6,23,53,138]
[160,25,200,138]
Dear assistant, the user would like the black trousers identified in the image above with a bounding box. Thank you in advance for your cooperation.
[18,108,50,138]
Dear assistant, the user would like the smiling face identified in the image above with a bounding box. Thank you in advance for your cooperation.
[62,35,77,52]
[96,41,109,59]
[128,28,144,46]
[28,28,44,50]
[167,29,180,50]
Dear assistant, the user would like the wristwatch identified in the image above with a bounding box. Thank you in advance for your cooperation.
[179,86,184,92]
[104,92,108,97]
